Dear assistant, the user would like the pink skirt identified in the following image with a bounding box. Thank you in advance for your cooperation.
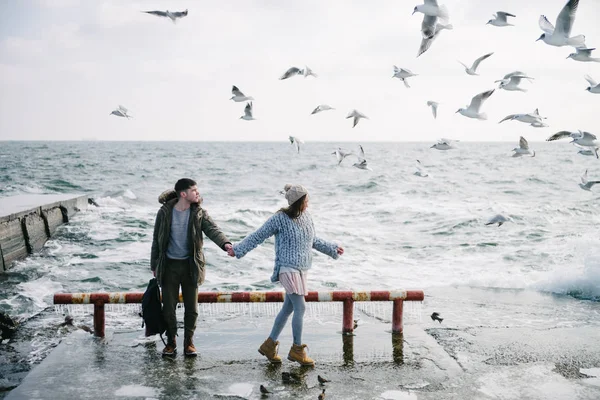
[279,271,308,296]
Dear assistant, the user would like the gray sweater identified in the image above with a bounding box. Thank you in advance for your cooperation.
[232,211,339,282]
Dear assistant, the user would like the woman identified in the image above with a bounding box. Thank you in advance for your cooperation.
[227,184,344,366]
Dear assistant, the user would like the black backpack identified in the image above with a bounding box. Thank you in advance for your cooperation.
[140,278,167,345]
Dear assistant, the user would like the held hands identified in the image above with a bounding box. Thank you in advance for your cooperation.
[224,243,235,257]
[337,246,344,256]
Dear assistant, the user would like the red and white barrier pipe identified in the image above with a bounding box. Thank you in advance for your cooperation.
[54,290,424,338]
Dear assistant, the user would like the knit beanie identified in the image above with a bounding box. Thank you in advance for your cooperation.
[284,184,308,205]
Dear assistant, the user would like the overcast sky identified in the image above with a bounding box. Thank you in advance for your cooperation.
[0,0,598,142]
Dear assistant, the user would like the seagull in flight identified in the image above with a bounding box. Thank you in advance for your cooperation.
[240,102,255,120]
[142,9,188,23]
[495,71,534,92]
[512,136,535,157]
[430,138,457,150]
[427,101,439,119]
[536,0,585,47]
[332,148,354,165]
[456,89,494,120]
[289,136,304,154]
[487,12,516,27]
[230,86,254,102]
[547,130,598,157]
[567,47,600,62]
[346,109,368,128]
[417,14,453,57]
[279,66,317,80]
[584,75,600,93]
[110,105,132,119]
[579,169,600,191]
[499,109,545,125]
[458,52,493,75]
[392,66,418,88]
[311,104,335,115]
[353,145,372,171]
[412,0,449,19]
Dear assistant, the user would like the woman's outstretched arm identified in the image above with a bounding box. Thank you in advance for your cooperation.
[231,214,280,258]
[313,236,341,259]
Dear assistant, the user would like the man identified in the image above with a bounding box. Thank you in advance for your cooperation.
[151,178,232,357]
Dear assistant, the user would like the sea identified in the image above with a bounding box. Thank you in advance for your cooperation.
[1,140,600,396]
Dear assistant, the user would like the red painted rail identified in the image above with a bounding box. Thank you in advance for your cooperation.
[54,290,424,337]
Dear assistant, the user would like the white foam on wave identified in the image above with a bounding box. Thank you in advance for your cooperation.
[80,241,149,264]
[44,240,84,257]
[93,192,137,209]
[17,277,64,310]
[86,223,121,241]
[122,189,137,200]
[94,197,130,209]
[20,184,47,194]
[531,253,600,300]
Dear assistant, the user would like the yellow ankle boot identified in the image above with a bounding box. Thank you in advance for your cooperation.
[288,344,315,366]
[258,337,282,363]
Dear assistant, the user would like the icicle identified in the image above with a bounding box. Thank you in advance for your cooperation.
[404,300,423,321]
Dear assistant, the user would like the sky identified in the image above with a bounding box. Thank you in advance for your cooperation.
[0,0,598,142]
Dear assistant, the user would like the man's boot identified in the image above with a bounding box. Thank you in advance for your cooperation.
[184,336,197,357]
[162,337,177,356]
[287,344,314,366]
[258,337,282,363]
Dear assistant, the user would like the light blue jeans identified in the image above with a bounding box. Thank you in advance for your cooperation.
[269,293,305,345]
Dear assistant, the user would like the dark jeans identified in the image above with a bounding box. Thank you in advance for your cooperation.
[162,258,198,341]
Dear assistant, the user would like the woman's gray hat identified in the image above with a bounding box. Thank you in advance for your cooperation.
[284,184,308,205]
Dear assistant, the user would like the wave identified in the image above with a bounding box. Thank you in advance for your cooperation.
[226,218,255,228]
[13,277,63,315]
[340,180,380,192]
[298,163,319,171]
[532,254,600,302]
[94,190,140,209]
[102,189,137,200]
[233,209,274,218]
[43,179,85,192]
[526,177,553,185]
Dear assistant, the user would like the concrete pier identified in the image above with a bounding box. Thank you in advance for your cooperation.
[4,311,458,400]
[5,305,600,399]
[0,194,88,272]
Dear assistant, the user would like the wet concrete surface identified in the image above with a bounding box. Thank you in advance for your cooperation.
[4,305,600,400]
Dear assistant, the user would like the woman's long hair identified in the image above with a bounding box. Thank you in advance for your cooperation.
[279,195,307,219]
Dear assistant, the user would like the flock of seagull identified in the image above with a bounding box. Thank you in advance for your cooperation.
[107,1,598,189]
[398,0,599,188]
[414,0,598,165]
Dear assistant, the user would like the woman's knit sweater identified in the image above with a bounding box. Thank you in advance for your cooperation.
[232,211,339,282]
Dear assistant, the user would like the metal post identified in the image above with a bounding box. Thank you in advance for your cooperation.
[392,299,404,333]
[94,302,105,338]
[342,299,354,333]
